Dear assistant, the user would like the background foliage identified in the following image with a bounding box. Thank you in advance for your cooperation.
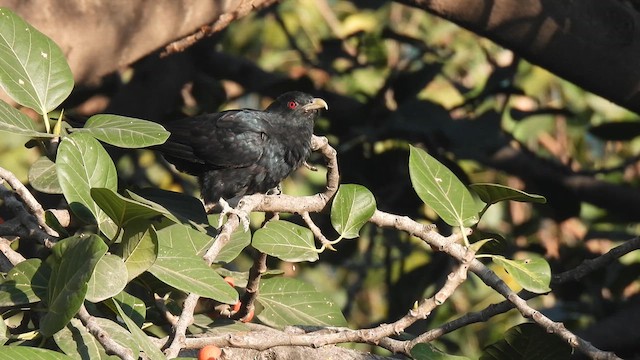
[1,1,639,359]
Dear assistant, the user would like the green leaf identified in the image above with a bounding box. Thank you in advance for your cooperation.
[0,347,75,360]
[90,188,163,227]
[57,133,118,238]
[0,99,51,137]
[330,184,376,239]
[40,234,108,337]
[28,156,62,194]
[92,317,139,356]
[119,222,158,282]
[148,224,237,303]
[470,183,546,205]
[492,255,551,294]
[409,146,480,227]
[411,343,471,360]
[53,318,102,360]
[0,8,74,116]
[257,277,347,328]
[155,221,212,255]
[480,323,572,360]
[469,238,495,253]
[112,300,166,360]
[252,220,318,262]
[86,254,127,303]
[110,291,146,328]
[0,315,5,346]
[74,114,169,148]
[214,226,251,263]
[126,189,208,226]
[0,258,49,306]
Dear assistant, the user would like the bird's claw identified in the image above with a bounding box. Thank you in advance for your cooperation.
[303,161,318,172]
[217,198,250,232]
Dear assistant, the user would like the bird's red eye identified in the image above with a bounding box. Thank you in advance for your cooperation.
[287,101,297,109]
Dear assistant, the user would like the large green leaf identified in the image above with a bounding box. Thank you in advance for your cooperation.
[119,222,158,282]
[409,146,480,227]
[112,301,165,360]
[126,189,208,226]
[480,323,572,360]
[155,221,212,255]
[74,114,169,148]
[0,347,75,360]
[28,156,61,194]
[0,8,74,116]
[90,188,163,228]
[212,223,251,263]
[492,255,551,294]
[110,291,146,327]
[148,224,237,303]
[53,318,102,360]
[0,99,51,137]
[330,184,376,239]
[40,234,108,337]
[470,183,546,205]
[57,133,118,238]
[92,317,139,356]
[252,220,318,262]
[0,258,49,306]
[86,254,128,303]
[257,277,347,328]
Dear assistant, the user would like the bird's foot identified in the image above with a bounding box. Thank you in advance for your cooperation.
[265,185,282,196]
[218,198,251,232]
[303,161,318,172]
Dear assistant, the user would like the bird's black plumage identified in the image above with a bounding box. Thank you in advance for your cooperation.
[156,91,328,205]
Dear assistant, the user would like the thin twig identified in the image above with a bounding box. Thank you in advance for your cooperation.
[182,255,471,351]
[301,211,335,251]
[0,166,59,238]
[77,305,136,360]
[234,251,267,321]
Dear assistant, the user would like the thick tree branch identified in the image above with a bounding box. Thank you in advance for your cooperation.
[399,0,640,114]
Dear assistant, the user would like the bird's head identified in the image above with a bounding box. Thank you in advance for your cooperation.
[266,91,328,122]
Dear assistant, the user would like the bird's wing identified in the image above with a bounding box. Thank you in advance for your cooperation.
[160,109,269,170]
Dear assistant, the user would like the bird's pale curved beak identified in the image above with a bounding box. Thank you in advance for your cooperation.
[302,98,329,111]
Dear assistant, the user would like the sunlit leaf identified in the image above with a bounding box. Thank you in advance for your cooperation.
[0,258,49,306]
[257,277,347,328]
[149,223,237,303]
[0,99,51,137]
[0,347,75,360]
[112,301,165,360]
[126,189,208,226]
[40,234,108,337]
[470,183,546,205]
[57,133,118,238]
[252,220,318,262]
[409,146,480,227]
[29,156,61,194]
[54,318,102,360]
[91,188,163,227]
[0,8,73,116]
[86,254,127,303]
[330,184,376,239]
[74,114,169,148]
[492,255,551,294]
[110,291,146,328]
[480,323,572,360]
[119,222,158,282]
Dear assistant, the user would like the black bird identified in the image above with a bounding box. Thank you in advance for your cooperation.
[156,91,328,212]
